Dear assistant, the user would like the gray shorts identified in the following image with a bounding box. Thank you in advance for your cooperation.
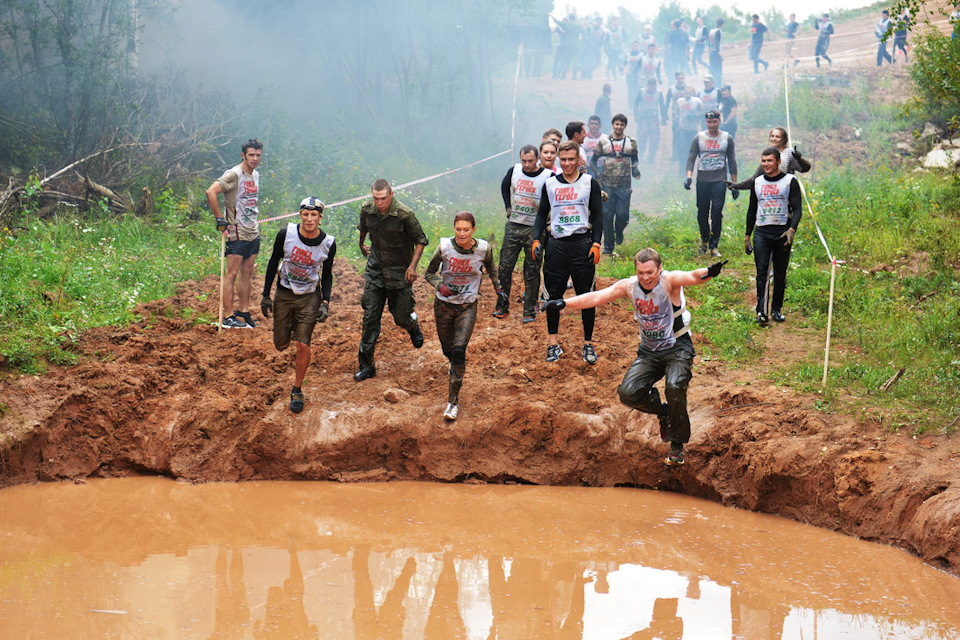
[225,237,260,258]
[273,286,321,347]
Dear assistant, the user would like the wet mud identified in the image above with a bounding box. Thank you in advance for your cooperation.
[1,260,958,577]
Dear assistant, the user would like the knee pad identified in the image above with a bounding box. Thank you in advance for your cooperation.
[450,346,466,365]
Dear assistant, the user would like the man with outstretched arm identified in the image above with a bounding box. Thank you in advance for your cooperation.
[543,248,727,465]
[495,144,549,322]
[354,179,428,381]
[532,140,604,365]
[260,197,336,413]
[744,147,803,325]
[206,138,263,330]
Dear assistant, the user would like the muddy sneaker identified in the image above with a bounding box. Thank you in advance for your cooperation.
[289,387,305,414]
[236,311,256,328]
[756,311,769,326]
[771,310,786,323]
[710,248,722,258]
[443,402,459,421]
[665,443,685,466]
[221,314,248,329]
[658,403,670,441]
[522,314,536,324]
[581,343,597,365]
[546,344,564,362]
[492,302,508,319]
[409,325,424,349]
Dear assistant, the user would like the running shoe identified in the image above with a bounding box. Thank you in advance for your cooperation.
[492,306,508,319]
[546,344,564,362]
[665,443,685,466]
[711,248,722,258]
[443,402,459,421]
[756,312,769,326]
[581,343,598,365]
[236,311,256,328]
[289,387,305,414]
[221,314,248,329]
[409,326,424,348]
[522,314,536,324]
[353,367,377,382]
[771,311,786,323]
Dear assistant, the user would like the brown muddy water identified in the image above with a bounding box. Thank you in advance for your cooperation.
[1,478,958,639]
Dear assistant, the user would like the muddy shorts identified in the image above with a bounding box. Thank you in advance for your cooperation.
[273,286,321,347]
[225,237,260,258]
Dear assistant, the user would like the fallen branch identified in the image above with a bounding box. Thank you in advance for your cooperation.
[40,144,141,187]
[879,368,905,392]
[940,414,959,435]
[79,173,130,212]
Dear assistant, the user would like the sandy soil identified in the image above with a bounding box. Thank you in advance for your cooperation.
[1,12,958,576]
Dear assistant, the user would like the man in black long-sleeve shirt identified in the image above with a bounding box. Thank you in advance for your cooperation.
[260,197,337,413]
[532,141,604,364]
[744,147,803,325]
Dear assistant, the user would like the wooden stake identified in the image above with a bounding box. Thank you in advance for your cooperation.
[218,233,225,334]
[822,260,836,387]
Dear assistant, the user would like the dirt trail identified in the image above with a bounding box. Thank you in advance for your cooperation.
[2,12,959,577]
[1,260,958,574]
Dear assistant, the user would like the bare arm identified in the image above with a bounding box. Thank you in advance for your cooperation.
[405,243,426,283]
[664,268,711,290]
[206,181,223,218]
[562,278,632,310]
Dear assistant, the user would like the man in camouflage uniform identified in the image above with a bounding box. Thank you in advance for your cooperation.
[590,113,641,255]
[354,179,428,381]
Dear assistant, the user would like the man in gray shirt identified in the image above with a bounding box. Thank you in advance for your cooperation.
[684,109,737,257]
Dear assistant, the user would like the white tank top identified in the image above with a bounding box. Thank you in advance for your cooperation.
[700,88,719,112]
[509,165,551,227]
[636,89,661,118]
[436,237,489,305]
[545,174,593,238]
[230,165,260,232]
[630,276,690,351]
[755,174,795,227]
[279,224,335,295]
[696,131,731,172]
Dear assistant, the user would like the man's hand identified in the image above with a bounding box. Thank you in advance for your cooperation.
[532,239,542,261]
[683,177,692,190]
[701,260,729,279]
[632,168,642,179]
[589,244,602,265]
[730,188,740,201]
[317,300,329,323]
[793,147,803,160]
[260,295,272,318]
[438,283,453,297]
[404,265,418,283]
[496,289,508,306]
[744,235,753,255]
[215,217,228,232]
[359,243,370,257]
[779,227,796,246]
[542,299,566,312]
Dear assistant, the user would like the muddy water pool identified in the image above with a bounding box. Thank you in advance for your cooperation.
[1,478,958,639]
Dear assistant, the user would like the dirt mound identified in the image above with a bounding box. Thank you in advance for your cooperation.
[1,259,958,574]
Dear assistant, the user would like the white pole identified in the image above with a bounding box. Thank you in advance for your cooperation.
[822,260,836,387]
[217,233,225,334]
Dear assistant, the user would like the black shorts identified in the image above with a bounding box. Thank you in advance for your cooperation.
[273,286,321,347]
[225,237,260,258]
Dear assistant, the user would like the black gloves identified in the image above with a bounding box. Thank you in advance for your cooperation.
[701,260,728,280]
[260,295,272,318]
[683,177,692,190]
[317,300,329,323]
[215,217,228,232]
[542,299,566,312]
[744,236,753,255]
[730,188,740,201]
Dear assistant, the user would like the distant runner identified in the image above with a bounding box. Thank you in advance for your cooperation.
[206,138,263,330]
[749,14,770,74]
[815,14,834,68]
[543,248,728,465]
[260,197,337,414]
[425,212,504,421]
[685,109,738,257]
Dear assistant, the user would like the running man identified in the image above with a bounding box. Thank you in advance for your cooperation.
[634,78,666,163]
[591,113,641,254]
[354,179,428,381]
[533,140,604,364]
[684,109,738,257]
[495,145,549,322]
[260,197,336,414]
[718,84,738,138]
[543,248,728,465]
[708,18,724,85]
[749,14,769,73]
[785,13,800,67]
[676,86,704,176]
[425,212,504,421]
[692,16,709,73]
[892,11,910,61]
[206,138,263,330]
[743,147,802,325]
[815,14,834,68]
[875,10,893,66]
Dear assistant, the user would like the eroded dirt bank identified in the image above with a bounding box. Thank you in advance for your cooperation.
[1,260,958,575]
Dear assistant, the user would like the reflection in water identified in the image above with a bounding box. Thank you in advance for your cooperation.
[0,478,959,639]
